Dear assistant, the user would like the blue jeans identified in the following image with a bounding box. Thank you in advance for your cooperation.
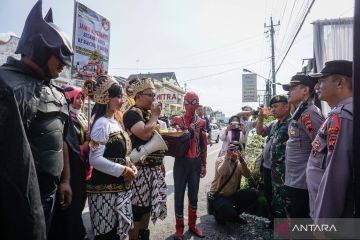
[41,191,57,235]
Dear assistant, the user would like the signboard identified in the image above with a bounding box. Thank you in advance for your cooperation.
[72,1,110,80]
[242,73,257,102]
[156,91,178,104]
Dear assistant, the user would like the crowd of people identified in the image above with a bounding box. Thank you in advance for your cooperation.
[0,1,355,240]
[209,61,354,237]
[0,2,208,240]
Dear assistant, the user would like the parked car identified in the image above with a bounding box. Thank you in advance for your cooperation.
[210,123,221,143]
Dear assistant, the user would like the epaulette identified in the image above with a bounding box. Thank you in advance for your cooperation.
[340,104,353,118]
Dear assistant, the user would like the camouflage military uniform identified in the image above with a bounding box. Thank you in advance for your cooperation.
[270,114,291,218]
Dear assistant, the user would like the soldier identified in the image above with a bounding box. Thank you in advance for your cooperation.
[255,95,290,224]
[307,60,353,223]
[282,74,324,218]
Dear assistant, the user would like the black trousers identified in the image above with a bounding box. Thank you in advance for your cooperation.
[173,157,201,217]
[48,156,87,240]
[213,189,257,223]
[95,228,119,240]
[286,186,310,218]
[262,166,272,216]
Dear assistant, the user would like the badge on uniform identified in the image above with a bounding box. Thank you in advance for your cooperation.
[290,129,296,136]
[301,114,315,133]
[327,113,340,152]
[312,138,321,149]
[328,135,337,151]
[327,127,339,152]
[311,138,321,157]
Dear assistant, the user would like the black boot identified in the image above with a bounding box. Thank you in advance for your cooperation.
[138,229,150,240]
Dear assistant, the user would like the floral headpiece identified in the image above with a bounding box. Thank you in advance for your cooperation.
[93,75,118,104]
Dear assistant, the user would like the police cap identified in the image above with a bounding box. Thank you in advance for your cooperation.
[282,74,317,91]
[310,60,352,78]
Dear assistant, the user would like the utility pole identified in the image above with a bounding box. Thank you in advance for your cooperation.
[265,17,280,96]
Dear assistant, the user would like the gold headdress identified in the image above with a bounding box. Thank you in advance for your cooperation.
[93,75,118,104]
[127,78,155,98]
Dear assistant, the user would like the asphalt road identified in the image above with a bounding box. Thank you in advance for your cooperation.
[82,142,273,239]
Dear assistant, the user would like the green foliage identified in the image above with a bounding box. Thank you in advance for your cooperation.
[170,110,185,118]
[263,115,276,125]
[217,119,225,127]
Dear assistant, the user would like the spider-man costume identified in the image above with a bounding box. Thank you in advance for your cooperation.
[171,91,207,239]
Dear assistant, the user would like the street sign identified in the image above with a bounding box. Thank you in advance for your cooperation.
[242,73,257,102]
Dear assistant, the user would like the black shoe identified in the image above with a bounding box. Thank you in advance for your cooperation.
[188,227,205,238]
[138,229,150,240]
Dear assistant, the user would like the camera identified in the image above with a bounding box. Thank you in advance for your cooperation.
[229,141,243,152]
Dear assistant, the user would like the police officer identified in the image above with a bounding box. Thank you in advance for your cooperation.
[256,95,290,222]
[282,74,324,218]
[306,60,353,223]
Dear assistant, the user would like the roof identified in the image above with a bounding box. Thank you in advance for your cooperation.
[113,75,127,86]
[311,17,353,26]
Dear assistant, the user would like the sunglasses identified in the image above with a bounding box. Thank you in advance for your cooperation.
[184,99,199,106]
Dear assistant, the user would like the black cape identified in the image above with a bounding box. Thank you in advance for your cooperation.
[0,57,46,240]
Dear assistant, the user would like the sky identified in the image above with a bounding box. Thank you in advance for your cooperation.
[0,0,355,117]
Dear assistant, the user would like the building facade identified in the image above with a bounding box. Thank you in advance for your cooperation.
[0,34,20,65]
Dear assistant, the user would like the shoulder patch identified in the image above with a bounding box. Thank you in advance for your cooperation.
[327,113,340,152]
[301,113,315,133]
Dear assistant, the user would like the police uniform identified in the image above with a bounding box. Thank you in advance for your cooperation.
[285,105,324,217]
[267,95,291,218]
[307,97,353,222]
[282,74,325,218]
[306,60,354,223]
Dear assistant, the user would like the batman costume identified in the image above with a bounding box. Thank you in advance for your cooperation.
[0,1,73,239]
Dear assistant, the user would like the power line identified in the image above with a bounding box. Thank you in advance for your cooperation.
[180,57,270,83]
[275,0,315,74]
[109,59,259,70]
[276,0,310,65]
[163,34,263,63]
[276,0,304,63]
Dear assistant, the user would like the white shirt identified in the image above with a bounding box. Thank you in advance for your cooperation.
[218,128,245,157]
[89,116,127,177]
[240,119,255,144]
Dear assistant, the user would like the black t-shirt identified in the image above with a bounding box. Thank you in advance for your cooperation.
[123,109,148,149]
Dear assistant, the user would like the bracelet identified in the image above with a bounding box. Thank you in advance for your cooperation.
[121,166,129,176]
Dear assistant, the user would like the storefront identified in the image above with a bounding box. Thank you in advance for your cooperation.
[154,81,185,116]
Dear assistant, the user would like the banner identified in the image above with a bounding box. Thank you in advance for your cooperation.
[71,1,110,81]
[242,73,257,102]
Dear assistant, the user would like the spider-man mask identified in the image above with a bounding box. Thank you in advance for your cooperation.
[184,91,199,114]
